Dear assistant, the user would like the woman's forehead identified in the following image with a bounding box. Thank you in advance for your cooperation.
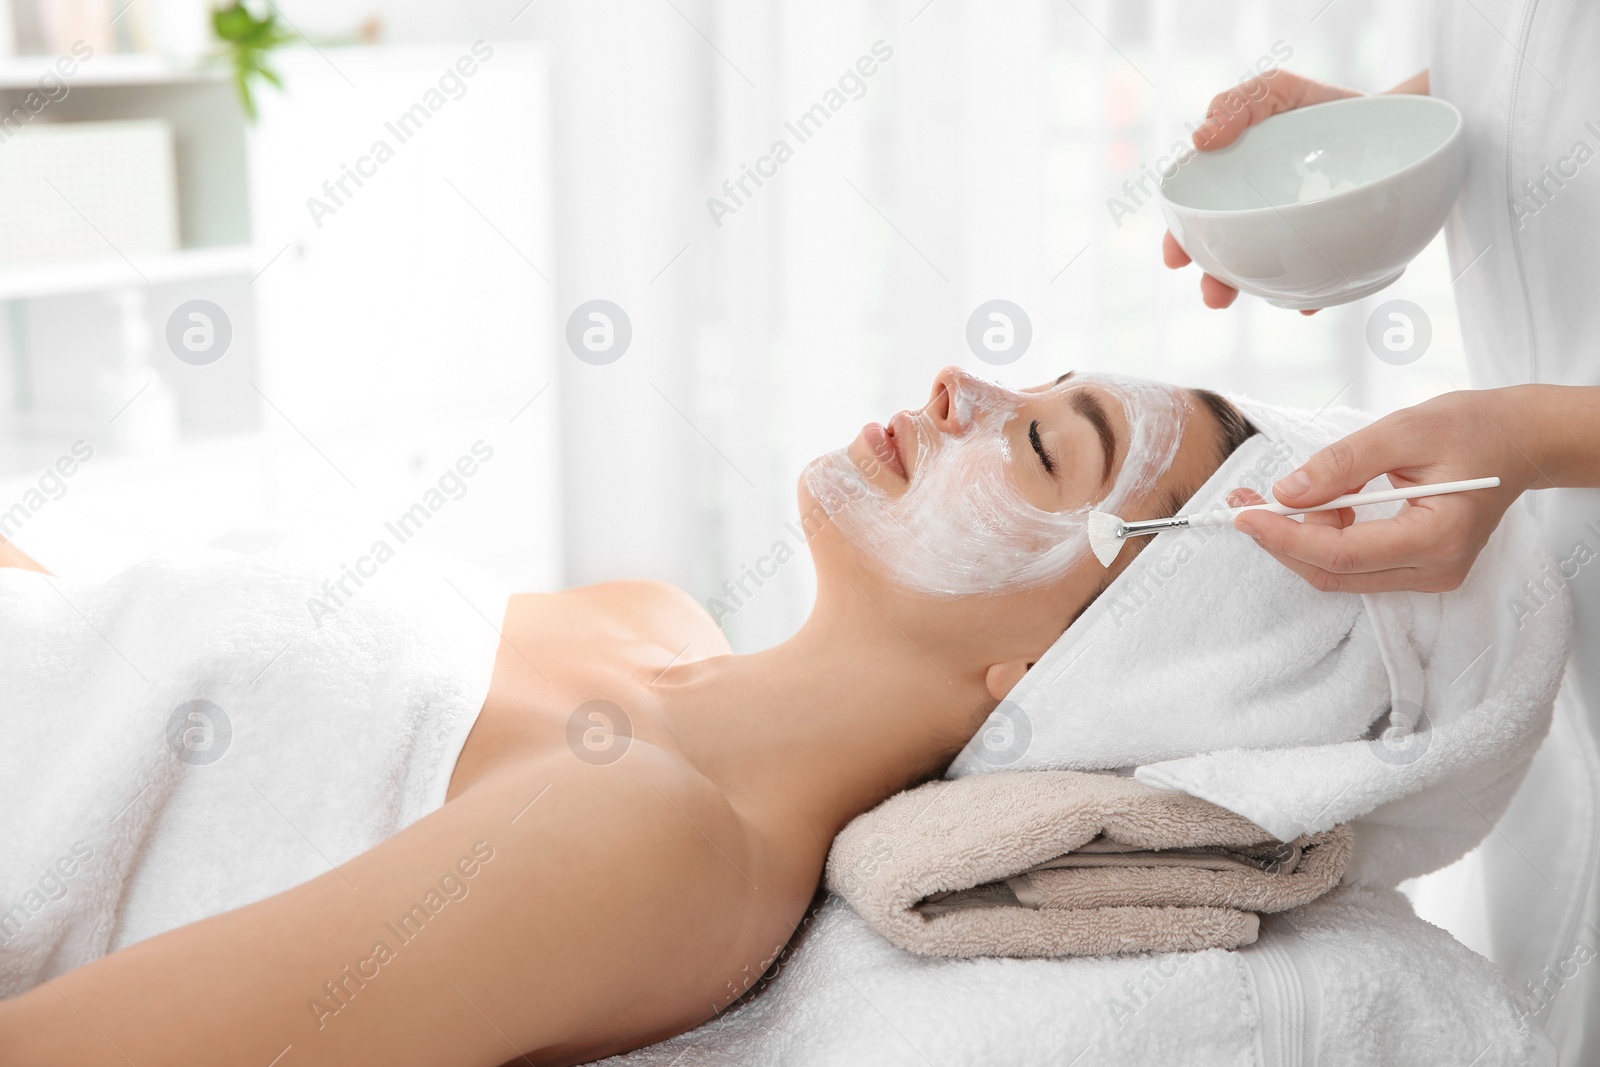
[1018,370,1075,395]
[1017,369,1161,398]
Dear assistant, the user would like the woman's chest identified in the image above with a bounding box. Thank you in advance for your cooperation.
[448,581,728,799]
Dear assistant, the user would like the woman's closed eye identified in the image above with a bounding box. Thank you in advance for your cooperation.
[1028,419,1057,475]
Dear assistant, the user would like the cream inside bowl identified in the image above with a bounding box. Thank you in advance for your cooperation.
[1158,95,1466,309]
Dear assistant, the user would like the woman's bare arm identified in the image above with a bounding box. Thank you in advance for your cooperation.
[0,538,48,574]
[1,745,776,1067]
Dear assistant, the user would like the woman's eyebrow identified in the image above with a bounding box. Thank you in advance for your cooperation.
[1068,389,1116,489]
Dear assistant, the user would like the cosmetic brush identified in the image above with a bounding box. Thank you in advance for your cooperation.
[1085,476,1502,568]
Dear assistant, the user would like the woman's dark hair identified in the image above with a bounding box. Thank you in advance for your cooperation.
[1195,388,1261,463]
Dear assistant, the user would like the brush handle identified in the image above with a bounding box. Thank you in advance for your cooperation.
[1186,477,1502,528]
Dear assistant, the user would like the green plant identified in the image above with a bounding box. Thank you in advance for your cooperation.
[211,2,296,122]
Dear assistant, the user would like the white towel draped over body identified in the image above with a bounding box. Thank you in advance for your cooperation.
[949,398,1572,888]
[0,539,507,997]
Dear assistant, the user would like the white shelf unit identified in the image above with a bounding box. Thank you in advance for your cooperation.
[0,45,561,590]
[0,59,259,488]
[0,242,258,301]
[0,53,222,89]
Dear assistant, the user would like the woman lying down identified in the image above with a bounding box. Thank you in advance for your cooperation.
[0,367,1265,1066]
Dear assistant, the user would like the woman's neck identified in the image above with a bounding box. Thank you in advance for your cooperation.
[652,594,992,854]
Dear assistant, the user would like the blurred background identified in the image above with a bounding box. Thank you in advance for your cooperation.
[0,0,1452,652]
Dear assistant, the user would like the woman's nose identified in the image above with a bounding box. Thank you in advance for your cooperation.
[926,366,997,433]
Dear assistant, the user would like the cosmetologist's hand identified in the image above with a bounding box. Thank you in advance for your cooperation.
[1227,389,1546,594]
[1161,69,1369,313]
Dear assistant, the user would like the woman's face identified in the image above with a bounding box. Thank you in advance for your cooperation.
[804,368,1189,597]
[798,366,1231,688]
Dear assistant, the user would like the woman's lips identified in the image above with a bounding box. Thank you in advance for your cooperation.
[862,421,908,481]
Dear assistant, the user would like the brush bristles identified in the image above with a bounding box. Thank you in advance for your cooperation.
[1086,510,1126,568]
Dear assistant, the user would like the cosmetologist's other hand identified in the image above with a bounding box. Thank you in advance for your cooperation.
[1162,69,1402,313]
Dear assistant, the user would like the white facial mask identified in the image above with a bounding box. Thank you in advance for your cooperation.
[803,371,1186,596]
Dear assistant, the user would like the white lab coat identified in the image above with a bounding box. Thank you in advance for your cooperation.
[1433,1,1600,1060]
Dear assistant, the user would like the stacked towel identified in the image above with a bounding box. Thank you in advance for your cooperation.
[825,768,1349,957]
[948,398,1572,887]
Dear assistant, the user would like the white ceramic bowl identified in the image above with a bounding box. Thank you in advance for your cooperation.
[1158,94,1465,309]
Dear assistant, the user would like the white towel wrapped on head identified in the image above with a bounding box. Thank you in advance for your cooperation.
[948,398,1571,888]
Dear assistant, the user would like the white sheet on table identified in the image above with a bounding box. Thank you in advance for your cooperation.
[601,886,1553,1067]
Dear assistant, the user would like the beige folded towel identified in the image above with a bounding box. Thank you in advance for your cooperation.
[825,769,1351,957]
